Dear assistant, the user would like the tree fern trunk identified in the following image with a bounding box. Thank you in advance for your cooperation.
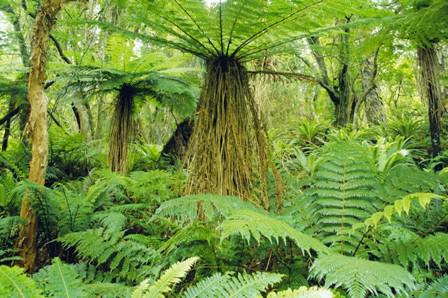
[417,44,442,157]
[184,56,269,208]
[108,84,135,174]
[16,0,66,272]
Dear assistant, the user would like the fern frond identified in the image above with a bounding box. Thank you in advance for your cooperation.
[357,193,446,229]
[219,209,329,254]
[266,286,333,298]
[305,141,381,254]
[155,194,259,222]
[419,275,448,298]
[132,257,199,298]
[34,257,85,298]
[380,232,448,268]
[0,265,44,298]
[184,271,283,298]
[59,228,157,282]
[310,254,415,298]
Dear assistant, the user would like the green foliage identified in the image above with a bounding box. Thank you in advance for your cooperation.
[310,254,415,298]
[59,228,158,282]
[380,232,448,269]
[184,271,284,298]
[305,141,381,254]
[0,265,44,298]
[132,257,198,298]
[34,258,86,298]
[266,286,334,298]
[418,275,448,298]
[359,193,446,229]
[219,209,328,254]
[155,194,259,221]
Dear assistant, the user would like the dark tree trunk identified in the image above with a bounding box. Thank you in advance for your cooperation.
[161,117,193,162]
[2,99,15,151]
[417,44,442,157]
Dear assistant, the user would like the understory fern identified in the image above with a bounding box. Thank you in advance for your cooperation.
[305,141,381,254]
[34,257,85,298]
[0,265,44,297]
[310,254,415,298]
[183,271,284,298]
[218,209,328,254]
[133,257,199,298]
[59,228,158,282]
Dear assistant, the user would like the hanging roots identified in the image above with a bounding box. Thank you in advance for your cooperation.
[184,56,270,208]
[108,84,136,174]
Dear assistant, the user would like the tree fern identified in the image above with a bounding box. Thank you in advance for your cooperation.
[310,254,415,298]
[305,141,381,254]
[132,257,199,298]
[0,265,44,298]
[34,257,86,298]
[183,271,283,298]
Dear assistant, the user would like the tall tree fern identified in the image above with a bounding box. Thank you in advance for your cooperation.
[92,0,367,206]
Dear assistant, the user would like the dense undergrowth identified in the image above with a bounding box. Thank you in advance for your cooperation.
[1,122,447,298]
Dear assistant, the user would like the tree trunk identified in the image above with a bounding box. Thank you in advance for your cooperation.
[16,0,65,272]
[184,56,270,208]
[417,44,443,157]
[361,57,386,125]
[2,99,15,151]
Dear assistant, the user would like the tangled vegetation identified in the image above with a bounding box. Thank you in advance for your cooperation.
[0,0,448,297]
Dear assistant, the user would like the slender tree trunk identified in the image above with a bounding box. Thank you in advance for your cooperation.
[361,56,386,125]
[2,99,15,151]
[417,44,443,157]
[16,0,65,272]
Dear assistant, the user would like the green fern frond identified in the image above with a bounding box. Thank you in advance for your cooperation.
[184,271,283,298]
[419,275,448,298]
[310,254,415,298]
[305,141,381,254]
[34,257,86,298]
[155,194,259,222]
[381,232,448,268]
[219,209,329,254]
[0,265,44,298]
[59,228,157,282]
[358,193,446,229]
[132,257,199,298]
[266,286,333,298]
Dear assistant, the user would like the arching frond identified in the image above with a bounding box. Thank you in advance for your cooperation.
[132,257,199,298]
[183,271,283,298]
[310,254,415,298]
